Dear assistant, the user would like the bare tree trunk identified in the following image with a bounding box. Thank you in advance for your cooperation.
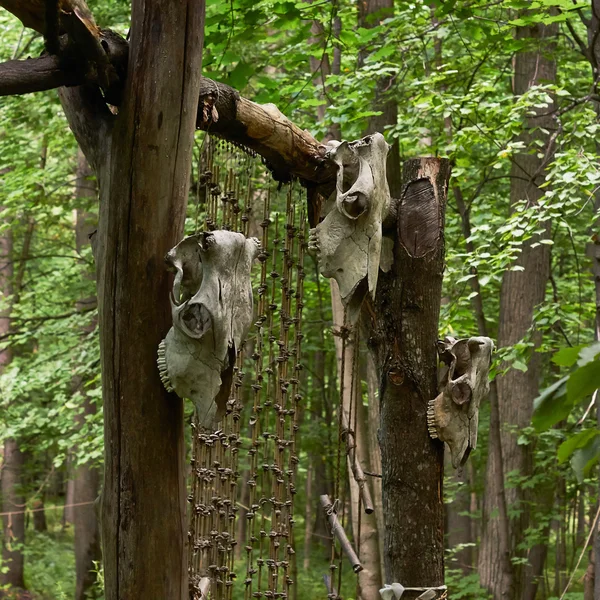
[57,1,206,596]
[364,158,450,595]
[479,13,557,600]
[72,149,101,600]
[331,283,382,599]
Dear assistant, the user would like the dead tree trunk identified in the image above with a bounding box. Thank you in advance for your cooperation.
[364,158,450,595]
[56,2,206,597]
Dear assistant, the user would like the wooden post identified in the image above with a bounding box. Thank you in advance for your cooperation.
[364,157,450,596]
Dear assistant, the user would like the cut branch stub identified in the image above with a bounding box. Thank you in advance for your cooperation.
[309,132,391,322]
[427,336,494,469]
[157,231,260,428]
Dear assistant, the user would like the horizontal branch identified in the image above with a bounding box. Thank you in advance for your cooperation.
[197,79,335,185]
[1,0,335,187]
[0,54,76,95]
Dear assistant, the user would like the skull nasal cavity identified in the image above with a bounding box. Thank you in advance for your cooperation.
[342,193,367,219]
[181,303,211,336]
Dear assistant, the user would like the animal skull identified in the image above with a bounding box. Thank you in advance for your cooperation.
[309,133,391,322]
[427,336,494,469]
[157,230,260,428]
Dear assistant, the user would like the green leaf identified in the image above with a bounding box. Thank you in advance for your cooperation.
[571,435,600,484]
[566,360,600,404]
[557,429,600,463]
[532,376,569,431]
[551,346,582,368]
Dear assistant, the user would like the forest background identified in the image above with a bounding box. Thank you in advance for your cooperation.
[1,0,600,599]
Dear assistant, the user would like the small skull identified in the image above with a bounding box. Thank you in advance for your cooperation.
[427,336,494,469]
[157,231,260,428]
[309,133,391,322]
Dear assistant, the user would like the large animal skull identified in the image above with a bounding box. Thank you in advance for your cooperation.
[427,336,494,469]
[309,133,391,322]
[157,231,260,428]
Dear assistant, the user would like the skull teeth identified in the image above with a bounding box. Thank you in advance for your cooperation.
[427,398,439,440]
[157,339,175,393]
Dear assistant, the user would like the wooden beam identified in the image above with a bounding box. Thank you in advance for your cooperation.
[197,79,335,185]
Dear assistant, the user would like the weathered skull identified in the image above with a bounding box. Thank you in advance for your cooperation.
[157,231,260,428]
[309,133,391,322]
[427,336,494,469]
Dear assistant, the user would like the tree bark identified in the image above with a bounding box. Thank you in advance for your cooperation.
[364,158,450,595]
[54,1,206,597]
[0,438,26,591]
[366,352,385,583]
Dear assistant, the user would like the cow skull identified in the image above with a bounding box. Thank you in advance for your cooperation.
[309,133,391,322]
[427,336,494,469]
[157,230,260,428]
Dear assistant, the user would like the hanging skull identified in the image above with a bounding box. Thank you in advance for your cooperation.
[427,336,494,469]
[157,230,260,428]
[308,133,391,322]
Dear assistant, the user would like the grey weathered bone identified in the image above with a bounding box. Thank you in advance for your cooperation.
[427,336,494,468]
[309,133,391,322]
[157,231,260,428]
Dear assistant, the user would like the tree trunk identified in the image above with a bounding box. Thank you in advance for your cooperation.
[331,283,382,599]
[56,1,206,597]
[366,352,385,583]
[1,438,26,591]
[72,149,101,600]
[364,158,450,595]
[479,14,557,599]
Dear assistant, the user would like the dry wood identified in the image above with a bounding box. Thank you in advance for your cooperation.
[365,157,450,596]
[320,494,363,574]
